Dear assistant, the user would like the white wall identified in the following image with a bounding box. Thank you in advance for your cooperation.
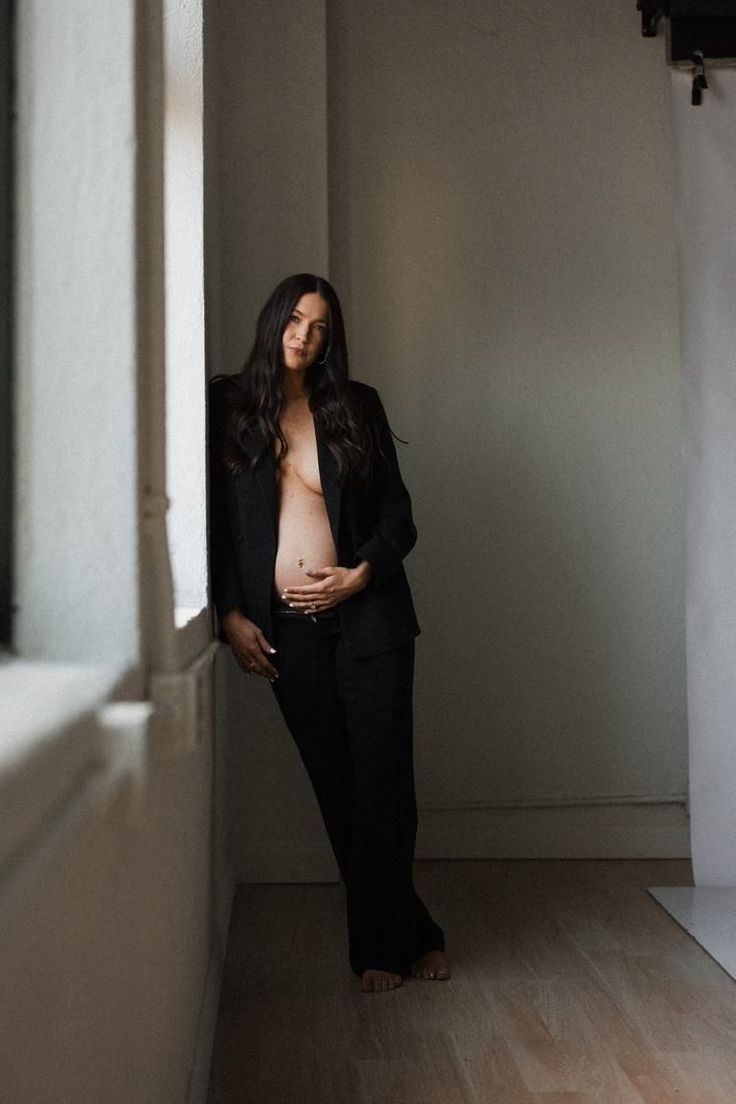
[210,0,329,375]
[214,0,689,878]
[1,709,214,1103]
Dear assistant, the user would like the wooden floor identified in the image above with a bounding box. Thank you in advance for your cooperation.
[207,860,736,1103]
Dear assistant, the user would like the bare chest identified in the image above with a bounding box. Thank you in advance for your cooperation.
[275,409,323,496]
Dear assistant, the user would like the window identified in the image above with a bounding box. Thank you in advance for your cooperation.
[0,0,13,649]
[164,0,208,630]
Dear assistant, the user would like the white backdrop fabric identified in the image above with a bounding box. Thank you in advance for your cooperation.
[671,68,736,885]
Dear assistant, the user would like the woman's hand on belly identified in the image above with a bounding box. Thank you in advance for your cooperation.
[281,561,372,613]
[220,609,279,681]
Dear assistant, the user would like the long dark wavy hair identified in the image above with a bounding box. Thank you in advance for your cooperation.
[219,273,381,489]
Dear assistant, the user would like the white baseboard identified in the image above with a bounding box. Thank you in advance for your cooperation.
[416,797,690,859]
[233,797,691,883]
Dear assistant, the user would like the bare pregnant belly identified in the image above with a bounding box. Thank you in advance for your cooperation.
[273,482,338,596]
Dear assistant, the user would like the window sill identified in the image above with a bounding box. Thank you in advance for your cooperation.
[0,608,214,797]
[174,605,212,668]
[0,657,133,772]
[0,658,138,881]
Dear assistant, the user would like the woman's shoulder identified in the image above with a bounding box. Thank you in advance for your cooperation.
[209,372,242,417]
[209,372,241,397]
[347,378,382,411]
[208,374,243,453]
[347,378,377,395]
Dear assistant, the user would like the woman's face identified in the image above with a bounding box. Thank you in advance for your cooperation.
[281,293,329,372]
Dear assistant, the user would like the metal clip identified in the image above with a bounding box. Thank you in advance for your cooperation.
[691,51,708,106]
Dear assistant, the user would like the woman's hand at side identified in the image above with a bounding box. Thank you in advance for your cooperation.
[281,561,372,612]
[220,609,279,681]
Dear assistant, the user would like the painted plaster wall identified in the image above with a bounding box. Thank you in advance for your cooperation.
[1,712,213,1103]
[210,0,329,375]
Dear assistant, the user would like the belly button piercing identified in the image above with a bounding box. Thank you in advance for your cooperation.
[297,557,304,568]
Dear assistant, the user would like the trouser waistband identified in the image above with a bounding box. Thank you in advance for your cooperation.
[272,598,340,622]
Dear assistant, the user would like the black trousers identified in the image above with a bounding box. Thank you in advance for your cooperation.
[269,602,445,977]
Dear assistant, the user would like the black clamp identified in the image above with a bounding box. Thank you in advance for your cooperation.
[691,51,708,105]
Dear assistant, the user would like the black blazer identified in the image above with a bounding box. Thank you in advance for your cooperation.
[207,375,421,658]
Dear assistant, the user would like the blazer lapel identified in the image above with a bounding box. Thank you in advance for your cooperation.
[249,431,278,541]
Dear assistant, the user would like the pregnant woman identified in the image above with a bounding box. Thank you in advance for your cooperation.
[208,272,449,993]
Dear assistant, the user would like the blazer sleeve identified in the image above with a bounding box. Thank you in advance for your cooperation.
[207,376,244,641]
[353,387,418,589]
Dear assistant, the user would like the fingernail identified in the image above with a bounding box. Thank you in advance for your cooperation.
[269,647,277,653]
[288,603,295,608]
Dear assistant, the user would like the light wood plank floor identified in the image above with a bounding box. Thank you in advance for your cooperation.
[207,860,736,1104]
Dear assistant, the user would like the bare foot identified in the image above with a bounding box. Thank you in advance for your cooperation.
[359,969,403,993]
[411,949,450,980]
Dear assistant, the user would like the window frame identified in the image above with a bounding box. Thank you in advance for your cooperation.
[0,0,13,649]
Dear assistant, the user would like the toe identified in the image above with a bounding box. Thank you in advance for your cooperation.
[360,970,378,993]
[412,951,451,980]
[360,969,404,993]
